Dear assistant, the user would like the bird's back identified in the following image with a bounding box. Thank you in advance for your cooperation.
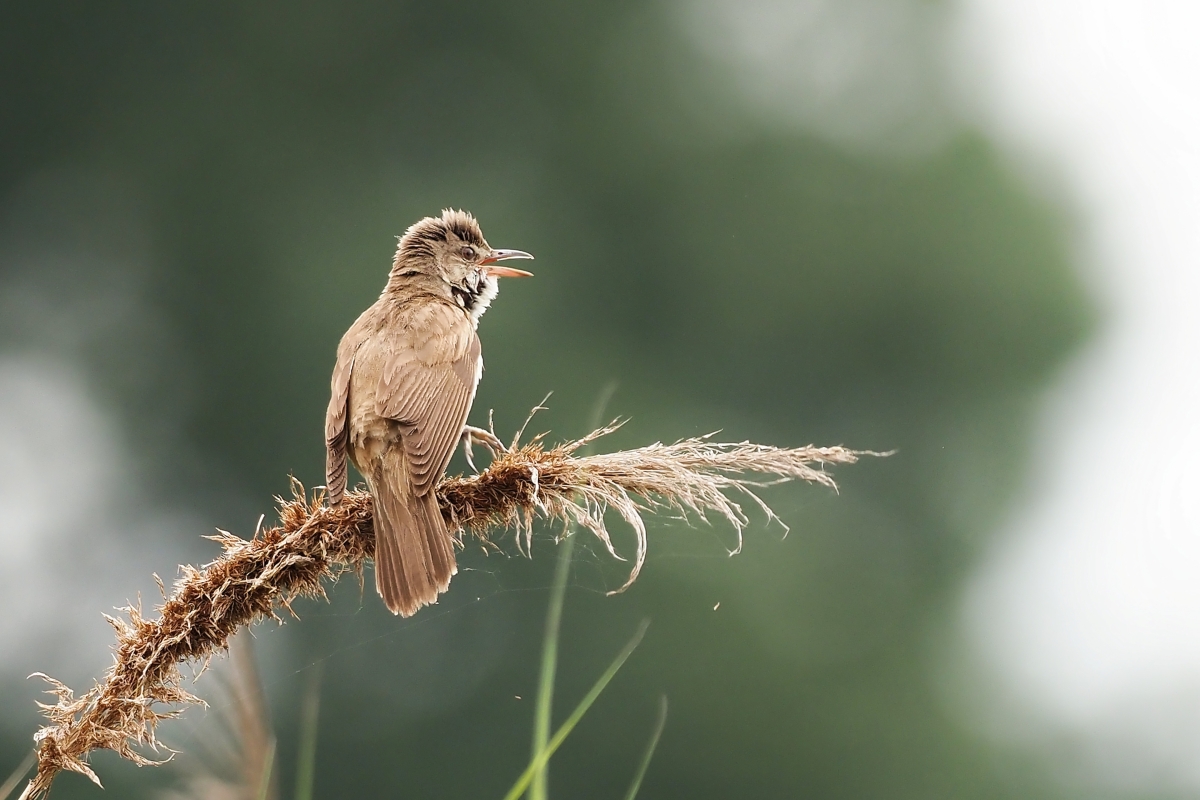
[330,291,479,615]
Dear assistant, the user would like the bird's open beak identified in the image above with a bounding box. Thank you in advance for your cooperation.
[480,248,534,278]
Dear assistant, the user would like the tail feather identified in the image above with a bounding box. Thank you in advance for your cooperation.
[416,489,457,591]
[368,455,457,617]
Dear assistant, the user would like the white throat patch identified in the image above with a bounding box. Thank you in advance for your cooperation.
[467,274,500,326]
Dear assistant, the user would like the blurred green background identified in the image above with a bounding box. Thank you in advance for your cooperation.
[0,1,1095,798]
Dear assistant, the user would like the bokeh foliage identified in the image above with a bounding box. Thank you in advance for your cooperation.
[1,1,1091,797]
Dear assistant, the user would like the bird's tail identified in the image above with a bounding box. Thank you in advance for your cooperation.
[366,451,457,616]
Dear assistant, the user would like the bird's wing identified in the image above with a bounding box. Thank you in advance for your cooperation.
[376,301,481,495]
[325,312,373,504]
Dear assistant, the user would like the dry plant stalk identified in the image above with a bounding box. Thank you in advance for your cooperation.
[159,633,277,800]
[19,423,878,799]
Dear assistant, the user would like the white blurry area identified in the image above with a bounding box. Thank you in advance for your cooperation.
[0,174,203,728]
[673,0,956,154]
[678,0,1200,790]
[953,0,1200,791]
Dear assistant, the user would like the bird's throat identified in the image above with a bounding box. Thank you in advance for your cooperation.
[452,274,500,325]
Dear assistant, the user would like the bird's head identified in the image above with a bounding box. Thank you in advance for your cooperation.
[390,209,533,323]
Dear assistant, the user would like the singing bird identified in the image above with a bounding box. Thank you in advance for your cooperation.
[325,209,533,616]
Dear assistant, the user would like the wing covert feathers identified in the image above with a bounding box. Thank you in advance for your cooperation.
[376,303,481,494]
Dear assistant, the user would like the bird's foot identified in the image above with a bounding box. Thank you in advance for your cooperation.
[462,425,508,473]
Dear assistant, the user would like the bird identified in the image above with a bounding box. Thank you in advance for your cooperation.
[324,209,533,616]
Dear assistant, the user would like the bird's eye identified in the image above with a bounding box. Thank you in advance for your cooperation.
[460,246,476,261]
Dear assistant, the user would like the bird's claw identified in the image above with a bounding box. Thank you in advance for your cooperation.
[462,425,507,473]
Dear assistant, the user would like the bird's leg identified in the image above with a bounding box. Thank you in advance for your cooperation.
[461,424,507,473]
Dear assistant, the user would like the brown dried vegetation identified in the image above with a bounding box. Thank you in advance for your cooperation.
[19,423,879,799]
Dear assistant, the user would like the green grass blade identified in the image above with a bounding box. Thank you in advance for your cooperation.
[623,695,668,800]
[527,382,612,799]
[293,666,322,800]
[0,750,35,800]
[529,533,575,800]
[256,738,276,800]
[503,619,650,800]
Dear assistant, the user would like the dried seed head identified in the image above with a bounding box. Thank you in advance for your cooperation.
[18,422,883,799]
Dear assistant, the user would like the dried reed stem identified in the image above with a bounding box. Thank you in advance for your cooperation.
[19,424,879,799]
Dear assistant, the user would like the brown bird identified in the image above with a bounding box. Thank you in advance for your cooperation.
[325,209,533,616]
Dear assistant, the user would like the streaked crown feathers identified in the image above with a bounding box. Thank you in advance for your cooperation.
[394,208,486,268]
